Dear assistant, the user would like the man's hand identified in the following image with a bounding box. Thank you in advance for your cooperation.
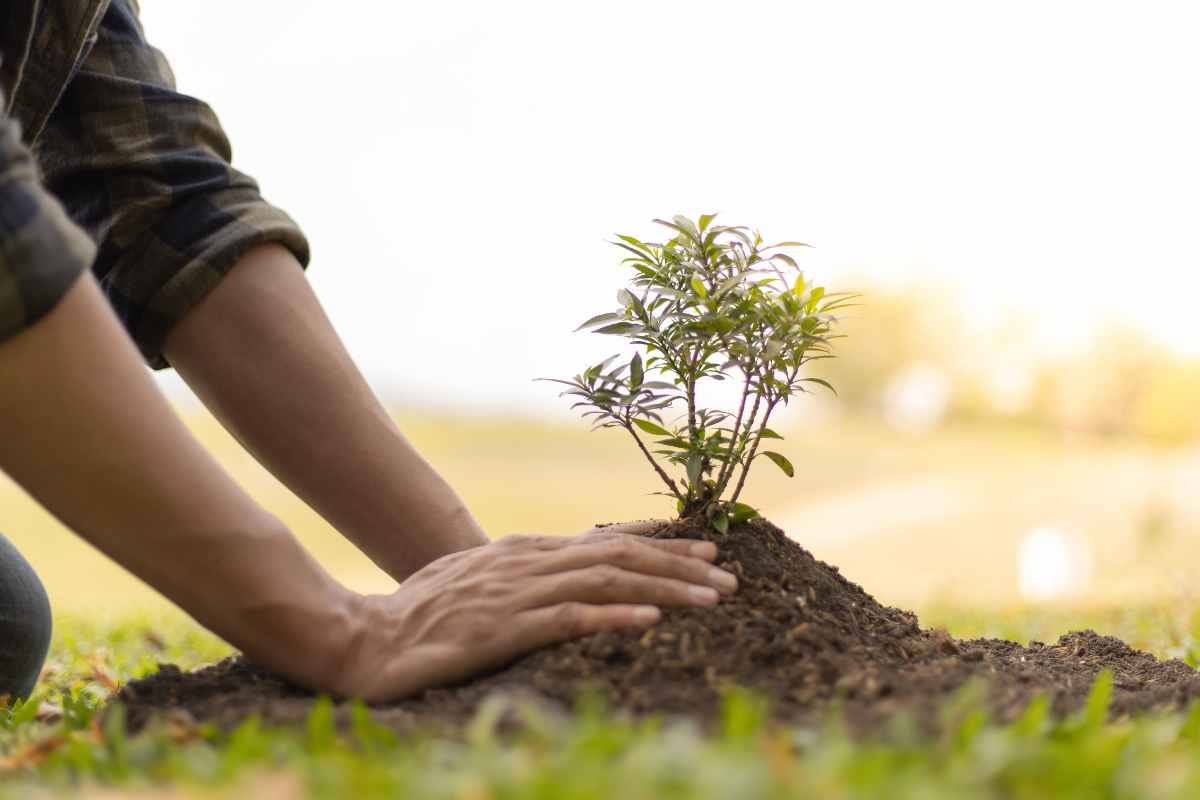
[330,522,736,702]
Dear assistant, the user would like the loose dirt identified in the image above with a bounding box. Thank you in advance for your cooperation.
[114,518,1200,736]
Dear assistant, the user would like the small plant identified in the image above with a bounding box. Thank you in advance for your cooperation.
[541,214,853,532]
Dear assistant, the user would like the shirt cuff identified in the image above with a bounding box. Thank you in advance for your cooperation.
[0,175,95,346]
[95,186,310,370]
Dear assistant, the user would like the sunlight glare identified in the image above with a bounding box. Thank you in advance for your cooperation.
[1018,526,1093,602]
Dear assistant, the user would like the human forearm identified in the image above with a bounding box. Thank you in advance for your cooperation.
[0,274,356,690]
[163,244,487,582]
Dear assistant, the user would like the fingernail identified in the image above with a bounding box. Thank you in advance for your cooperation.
[690,542,716,558]
[709,567,738,593]
[689,585,719,604]
[634,606,661,625]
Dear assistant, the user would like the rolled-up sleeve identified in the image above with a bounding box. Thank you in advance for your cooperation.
[0,109,94,346]
[32,0,309,369]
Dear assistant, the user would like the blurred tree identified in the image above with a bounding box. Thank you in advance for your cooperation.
[809,283,1200,445]
[811,282,961,415]
[1131,363,1200,445]
[1026,326,1200,442]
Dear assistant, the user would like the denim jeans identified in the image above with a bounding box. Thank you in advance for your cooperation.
[0,533,52,701]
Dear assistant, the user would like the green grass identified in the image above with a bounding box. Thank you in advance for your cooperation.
[6,608,1200,798]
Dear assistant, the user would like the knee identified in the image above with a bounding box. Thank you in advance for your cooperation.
[0,537,52,701]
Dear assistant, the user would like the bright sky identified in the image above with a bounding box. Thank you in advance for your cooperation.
[143,1,1200,412]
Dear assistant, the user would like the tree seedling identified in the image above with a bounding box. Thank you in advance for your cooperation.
[541,214,853,533]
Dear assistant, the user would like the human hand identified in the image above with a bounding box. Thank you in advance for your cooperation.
[331,521,736,702]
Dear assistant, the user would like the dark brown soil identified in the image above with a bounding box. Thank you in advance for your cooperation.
[113,518,1200,736]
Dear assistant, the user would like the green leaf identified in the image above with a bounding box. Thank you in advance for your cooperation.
[1011,694,1050,738]
[594,322,641,335]
[652,218,687,238]
[591,354,621,374]
[711,514,729,534]
[1081,670,1113,730]
[715,274,743,296]
[6,694,41,728]
[615,234,652,253]
[673,214,702,243]
[306,695,336,752]
[574,312,622,332]
[633,418,671,437]
[690,276,708,298]
[686,452,703,487]
[760,451,795,477]
[613,242,656,263]
[698,212,717,232]
[617,288,636,307]
[730,502,759,523]
[819,297,857,313]
[629,352,644,389]
[799,377,838,395]
[758,427,783,440]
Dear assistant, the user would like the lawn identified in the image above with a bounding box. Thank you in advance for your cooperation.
[4,606,1200,799]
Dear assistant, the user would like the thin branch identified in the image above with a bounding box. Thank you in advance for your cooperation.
[624,419,685,502]
[714,371,752,492]
[717,386,762,500]
[715,373,759,498]
[729,397,779,505]
[684,344,700,441]
[686,376,698,440]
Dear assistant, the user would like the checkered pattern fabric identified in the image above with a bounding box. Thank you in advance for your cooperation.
[0,0,309,367]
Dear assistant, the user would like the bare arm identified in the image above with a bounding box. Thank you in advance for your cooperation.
[0,274,356,689]
[163,243,487,581]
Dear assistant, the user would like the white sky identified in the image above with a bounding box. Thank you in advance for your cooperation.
[142,1,1200,413]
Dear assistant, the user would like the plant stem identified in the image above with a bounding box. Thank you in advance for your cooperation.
[683,364,700,503]
[685,369,698,440]
[624,420,685,502]
[729,397,779,505]
[714,371,753,495]
[717,387,761,499]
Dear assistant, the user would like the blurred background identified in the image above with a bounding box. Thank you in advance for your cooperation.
[4,0,1200,626]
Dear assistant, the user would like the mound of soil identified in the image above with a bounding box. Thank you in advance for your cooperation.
[114,518,1200,736]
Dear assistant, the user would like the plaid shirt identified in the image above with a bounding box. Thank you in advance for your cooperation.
[0,0,309,368]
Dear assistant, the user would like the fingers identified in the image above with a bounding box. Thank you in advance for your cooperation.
[578,531,718,562]
[579,519,669,538]
[638,537,717,561]
[529,536,737,595]
[574,522,718,562]
[510,602,661,652]
[519,565,722,610]
[503,526,719,563]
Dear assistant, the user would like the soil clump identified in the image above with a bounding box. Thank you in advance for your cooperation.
[114,518,1200,736]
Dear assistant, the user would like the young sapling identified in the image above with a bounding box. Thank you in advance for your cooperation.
[541,214,853,533]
